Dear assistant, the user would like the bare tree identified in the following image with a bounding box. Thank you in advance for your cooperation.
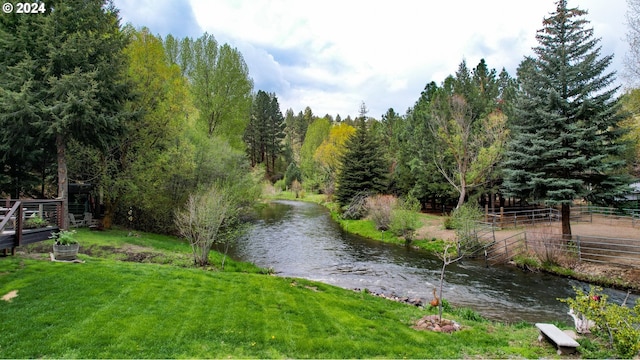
[174,183,242,268]
[435,244,464,322]
[626,0,640,85]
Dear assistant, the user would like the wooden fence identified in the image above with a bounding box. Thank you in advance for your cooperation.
[480,232,640,268]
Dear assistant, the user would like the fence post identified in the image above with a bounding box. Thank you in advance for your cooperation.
[504,237,508,258]
[500,206,504,228]
[576,235,581,262]
[485,204,488,223]
[14,201,23,255]
[524,231,528,252]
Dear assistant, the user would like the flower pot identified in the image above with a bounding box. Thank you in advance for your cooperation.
[53,243,79,261]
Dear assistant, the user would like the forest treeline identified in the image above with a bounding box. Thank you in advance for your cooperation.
[1,0,639,235]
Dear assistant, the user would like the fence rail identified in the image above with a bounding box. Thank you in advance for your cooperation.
[479,232,640,268]
[486,208,560,229]
[1,199,63,255]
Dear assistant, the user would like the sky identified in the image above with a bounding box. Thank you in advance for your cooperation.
[112,0,629,119]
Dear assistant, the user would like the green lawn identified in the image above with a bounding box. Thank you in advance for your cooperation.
[0,228,564,358]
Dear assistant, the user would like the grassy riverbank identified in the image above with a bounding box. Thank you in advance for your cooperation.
[0,228,569,358]
[264,191,446,252]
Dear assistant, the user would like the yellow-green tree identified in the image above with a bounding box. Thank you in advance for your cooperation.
[314,123,355,195]
[300,118,331,190]
[98,27,191,230]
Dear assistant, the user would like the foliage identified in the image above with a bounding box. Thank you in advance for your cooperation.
[389,195,422,242]
[365,194,397,231]
[447,203,483,231]
[283,162,302,188]
[174,183,248,268]
[335,112,388,206]
[503,1,630,236]
[314,122,356,195]
[50,230,78,245]
[560,286,640,358]
[244,90,286,177]
[23,216,48,229]
[168,33,253,147]
[430,91,509,209]
[96,27,191,231]
[341,191,370,220]
[619,89,640,177]
[290,179,303,198]
[300,117,331,190]
[0,0,131,227]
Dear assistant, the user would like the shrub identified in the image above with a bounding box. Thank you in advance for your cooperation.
[390,195,421,243]
[273,179,286,192]
[454,307,486,322]
[341,192,369,220]
[291,179,303,198]
[449,204,483,232]
[560,286,640,358]
[365,194,397,230]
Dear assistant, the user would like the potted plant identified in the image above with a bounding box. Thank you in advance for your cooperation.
[24,216,49,229]
[51,230,79,260]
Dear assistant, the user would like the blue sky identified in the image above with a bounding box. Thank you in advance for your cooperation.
[112,0,629,119]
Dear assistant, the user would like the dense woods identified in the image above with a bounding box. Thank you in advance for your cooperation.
[0,0,638,235]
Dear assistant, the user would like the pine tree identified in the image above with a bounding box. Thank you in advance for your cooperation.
[0,0,131,227]
[503,0,629,237]
[335,103,388,206]
[243,90,285,176]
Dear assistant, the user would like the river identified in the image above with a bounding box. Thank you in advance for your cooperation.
[229,200,637,323]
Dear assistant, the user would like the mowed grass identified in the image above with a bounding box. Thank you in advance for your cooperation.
[0,229,560,358]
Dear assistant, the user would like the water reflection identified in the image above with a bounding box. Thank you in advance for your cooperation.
[230,200,637,323]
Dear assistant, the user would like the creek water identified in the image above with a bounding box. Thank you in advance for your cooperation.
[229,200,637,324]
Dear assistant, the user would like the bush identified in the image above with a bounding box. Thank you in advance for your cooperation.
[449,204,483,231]
[274,179,286,192]
[341,192,369,220]
[390,195,421,242]
[365,194,397,230]
[560,286,640,358]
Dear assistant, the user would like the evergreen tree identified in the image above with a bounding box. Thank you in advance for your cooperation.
[503,0,629,237]
[243,90,285,176]
[0,0,131,227]
[335,104,388,206]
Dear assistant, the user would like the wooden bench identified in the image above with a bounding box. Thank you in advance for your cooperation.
[535,323,580,355]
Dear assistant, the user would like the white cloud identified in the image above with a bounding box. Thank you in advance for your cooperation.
[115,0,629,118]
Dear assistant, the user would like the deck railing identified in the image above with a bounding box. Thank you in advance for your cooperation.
[1,199,64,255]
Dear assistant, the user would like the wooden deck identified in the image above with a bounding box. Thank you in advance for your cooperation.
[0,199,64,255]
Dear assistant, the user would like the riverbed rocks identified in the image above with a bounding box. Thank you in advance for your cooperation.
[353,288,425,307]
[413,314,462,333]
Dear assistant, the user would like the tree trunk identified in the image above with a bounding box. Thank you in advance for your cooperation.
[102,199,115,229]
[56,133,69,230]
[456,184,466,209]
[561,203,572,240]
